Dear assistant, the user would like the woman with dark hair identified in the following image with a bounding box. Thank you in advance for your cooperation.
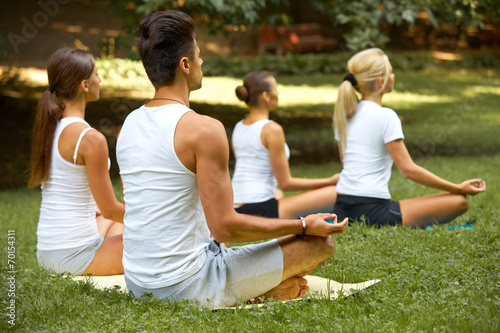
[29,47,124,276]
[232,71,339,219]
[333,48,486,228]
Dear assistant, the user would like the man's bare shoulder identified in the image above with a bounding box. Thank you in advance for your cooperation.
[180,111,226,139]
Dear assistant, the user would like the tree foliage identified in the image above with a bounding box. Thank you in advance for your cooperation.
[312,0,500,51]
[110,0,287,55]
[112,0,288,34]
[111,0,500,53]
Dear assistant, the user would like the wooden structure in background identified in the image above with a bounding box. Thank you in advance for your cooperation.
[258,23,338,55]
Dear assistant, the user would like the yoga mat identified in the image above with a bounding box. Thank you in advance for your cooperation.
[71,274,381,309]
[214,275,381,310]
[425,224,474,230]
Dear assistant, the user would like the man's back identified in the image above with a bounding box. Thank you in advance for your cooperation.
[118,10,347,307]
[117,104,210,289]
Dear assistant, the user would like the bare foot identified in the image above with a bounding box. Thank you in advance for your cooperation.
[252,276,310,303]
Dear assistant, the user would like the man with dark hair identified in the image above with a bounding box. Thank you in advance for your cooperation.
[117,10,348,308]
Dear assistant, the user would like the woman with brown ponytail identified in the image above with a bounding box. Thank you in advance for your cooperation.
[28,47,124,275]
[232,71,339,219]
[333,48,486,228]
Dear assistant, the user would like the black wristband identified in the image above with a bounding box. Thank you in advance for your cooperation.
[296,217,306,240]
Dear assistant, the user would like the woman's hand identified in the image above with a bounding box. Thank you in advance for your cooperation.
[457,179,486,195]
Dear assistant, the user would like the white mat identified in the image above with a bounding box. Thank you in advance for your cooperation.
[215,275,381,310]
[71,274,380,309]
[72,274,128,293]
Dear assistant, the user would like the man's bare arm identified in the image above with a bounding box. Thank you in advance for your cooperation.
[178,113,347,243]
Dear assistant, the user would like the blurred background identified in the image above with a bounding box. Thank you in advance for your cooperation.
[1,0,499,189]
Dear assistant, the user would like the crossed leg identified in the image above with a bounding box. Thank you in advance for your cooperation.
[96,215,125,238]
[81,216,124,276]
[278,185,337,219]
[400,192,469,228]
[255,234,335,301]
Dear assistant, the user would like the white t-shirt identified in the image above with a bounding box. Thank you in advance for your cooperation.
[231,119,290,204]
[116,104,210,289]
[37,117,101,251]
[335,100,404,199]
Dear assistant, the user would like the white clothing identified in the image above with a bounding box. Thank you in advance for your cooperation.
[335,100,404,199]
[116,104,210,289]
[37,117,101,251]
[231,119,290,204]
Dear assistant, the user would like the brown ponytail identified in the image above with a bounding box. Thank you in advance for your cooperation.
[27,90,63,188]
[28,47,95,188]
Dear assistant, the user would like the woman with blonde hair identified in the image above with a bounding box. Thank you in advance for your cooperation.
[333,48,486,228]
[29,47,124,275]
[232,71,339,219]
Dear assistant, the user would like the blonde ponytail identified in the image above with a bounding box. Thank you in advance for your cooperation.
[333,80,358,150]
[333,48,391,150]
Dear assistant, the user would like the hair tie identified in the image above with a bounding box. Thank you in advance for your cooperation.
[46,86,55,93]
[343,73,357,86]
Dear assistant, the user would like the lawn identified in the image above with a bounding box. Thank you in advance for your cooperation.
[0,67,499,332]
[0,155,499,332]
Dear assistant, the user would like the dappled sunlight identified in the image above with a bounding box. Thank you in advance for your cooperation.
[462,85,500,97]
[190,77,241,105]
[0,66,47,86]
[384,91,456,106]
[50,21,122,37]
[277,85,337,106]
[192,79,338,106]
[191,78,466,108]
[1,64,498,188]
[99,78,154,99]
[2,65,498,110]
[476,113,500,125]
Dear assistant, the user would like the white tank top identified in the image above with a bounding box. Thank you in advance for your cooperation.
[37,117,102,251]
[231,119,290,204]
[117,104,210,289]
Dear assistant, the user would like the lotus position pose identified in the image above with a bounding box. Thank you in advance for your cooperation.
[29,47,124,276]
[333,48,486,228]
[232,71,339,219]
[116,10,348,308]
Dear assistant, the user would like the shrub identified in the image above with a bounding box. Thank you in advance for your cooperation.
[447,51,500,69]
[92,51,499,81]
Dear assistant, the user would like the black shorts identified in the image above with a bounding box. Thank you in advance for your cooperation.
[235,198,279,218]
[333,194,402,227]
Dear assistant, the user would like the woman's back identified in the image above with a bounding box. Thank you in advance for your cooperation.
[333,47,485,228]
[232,119,287,204]
[335,100,404,199]
[37,117,100,251]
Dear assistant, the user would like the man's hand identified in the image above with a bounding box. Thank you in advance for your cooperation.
[304,213,348,237]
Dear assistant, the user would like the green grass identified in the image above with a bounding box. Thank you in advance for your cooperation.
[1,67,499,331]
[1,155,499,332]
